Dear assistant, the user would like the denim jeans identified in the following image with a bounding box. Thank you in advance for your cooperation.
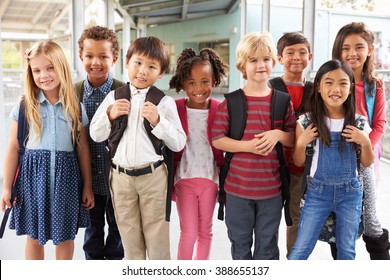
[225,193,282,260]
[289,131,363,260]
[83,194,124,260]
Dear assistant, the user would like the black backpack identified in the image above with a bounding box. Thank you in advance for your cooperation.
[0,99,28,238]
[108,84,174,222]
[268,76,313,117]
[218,89,293,226]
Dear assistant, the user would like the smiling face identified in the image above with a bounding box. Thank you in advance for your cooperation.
[318,68,351,115]
[79,38,117,87]
[278,43,312,75]
[126,53,164,89]
[243,52,273,83]
[183,63,214,109]
[30,54,60,96]
[341,34,373,75]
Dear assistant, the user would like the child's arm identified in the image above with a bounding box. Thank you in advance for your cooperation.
[147,97,186,152]
[253,101,296,156]
[90,92,129,142]
[107,99,131,123]
[77,126,94,210]
[253,130,294,156]
[342,125,374,167]
[292,123,318,167]
[212,136,266,155]
[1,121,19,212]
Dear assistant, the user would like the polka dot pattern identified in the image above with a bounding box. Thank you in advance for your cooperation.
[9,149,90,245]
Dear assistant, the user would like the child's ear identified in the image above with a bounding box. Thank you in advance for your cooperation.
[369,43,375,54]
[112,55,119,65]
[277,55,283,65]
[158,71,165,79]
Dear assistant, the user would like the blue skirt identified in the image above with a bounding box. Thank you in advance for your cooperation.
[9,149,90,245]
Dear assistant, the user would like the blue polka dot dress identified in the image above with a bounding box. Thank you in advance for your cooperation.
[8,92,90,245]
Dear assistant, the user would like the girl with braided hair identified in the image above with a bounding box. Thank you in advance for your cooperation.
[169,48,228,259]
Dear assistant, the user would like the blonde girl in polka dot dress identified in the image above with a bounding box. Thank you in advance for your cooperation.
[1,40,94,259]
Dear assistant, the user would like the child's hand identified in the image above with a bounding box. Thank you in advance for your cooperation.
[1,190,12,212]
[253,130,280,156]
[296,123,318,148]
[141,101,159,127]
[342,125,371,147]
[82,187,95,210]
[107,99,131,122]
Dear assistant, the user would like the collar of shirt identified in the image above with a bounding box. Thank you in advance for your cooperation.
[129,83,150,97]
[83,74,113,98]
[38,90,63,105]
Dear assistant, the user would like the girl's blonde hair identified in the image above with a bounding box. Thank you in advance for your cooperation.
[24,40,81,145]
[235,32,277,79]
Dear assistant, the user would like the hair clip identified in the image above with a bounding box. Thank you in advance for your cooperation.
[24,48,30,60]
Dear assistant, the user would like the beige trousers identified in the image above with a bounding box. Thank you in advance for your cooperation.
[109,163,170,260]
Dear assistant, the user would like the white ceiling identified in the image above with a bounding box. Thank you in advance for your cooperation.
[0,0,239,38]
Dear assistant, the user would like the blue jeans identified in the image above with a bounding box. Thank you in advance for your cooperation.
[289,131,363,260]
[225,193,282,260]
[289,179,362,260]
[83,194,124,260]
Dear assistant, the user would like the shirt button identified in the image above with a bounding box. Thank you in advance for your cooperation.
[96,103,100,106]
[51,115,54,118]
[99,171,102,174]
[97,155,101,158]
[52,131,55,135]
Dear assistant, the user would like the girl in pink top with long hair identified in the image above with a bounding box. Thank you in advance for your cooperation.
[332,22,389,260]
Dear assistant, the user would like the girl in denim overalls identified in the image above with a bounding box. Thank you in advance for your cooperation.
[288,60,374,260]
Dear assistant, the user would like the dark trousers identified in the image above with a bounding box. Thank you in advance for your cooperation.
[225,193,282,260]
[83,194,124,260]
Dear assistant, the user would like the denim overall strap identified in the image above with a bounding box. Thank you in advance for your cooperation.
[314,132,357,184]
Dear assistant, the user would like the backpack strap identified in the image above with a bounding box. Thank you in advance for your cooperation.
[300,114,314,197]
[106,85,131,158]
[269,77,289,94]
[364,80,376,125]
[74,81,84,102]
[143,86,175,222]
[218,89,247,220]
[271,89,293,226]
[301,115,366,197]
[144,86,166,155]
[112,78,125,90]
[0,98,28,238]
[298,81,313,115]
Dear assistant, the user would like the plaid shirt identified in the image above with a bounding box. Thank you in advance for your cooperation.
[82,75,114,196]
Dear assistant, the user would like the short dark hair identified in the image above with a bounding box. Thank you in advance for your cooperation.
[125,36,170,74]
[276,32,311,56]
[78,25,119,57]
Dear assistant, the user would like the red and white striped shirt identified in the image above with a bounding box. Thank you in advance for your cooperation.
[212,90,296,200]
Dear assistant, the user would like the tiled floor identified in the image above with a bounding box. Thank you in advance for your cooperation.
[1,160,389,260]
